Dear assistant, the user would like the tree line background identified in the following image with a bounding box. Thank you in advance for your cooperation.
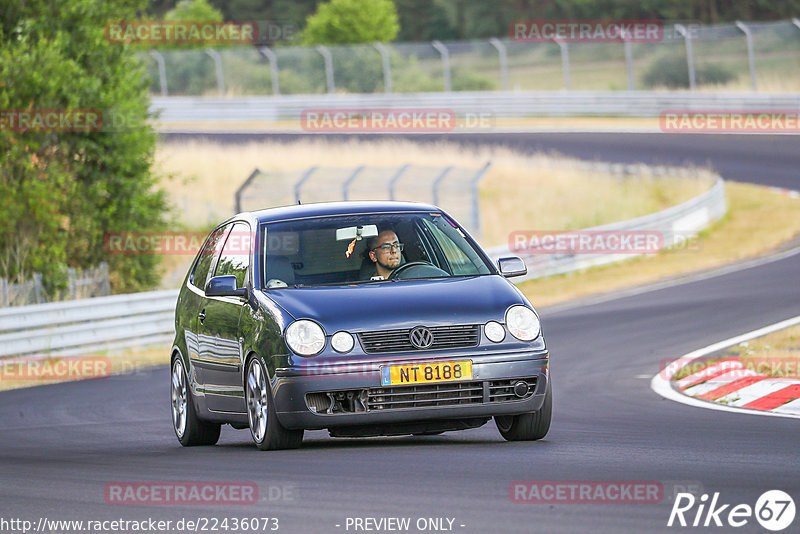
[150,0,799,42]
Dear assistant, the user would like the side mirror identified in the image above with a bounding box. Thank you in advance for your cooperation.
[205,275,248,298]
[497,256,527,278]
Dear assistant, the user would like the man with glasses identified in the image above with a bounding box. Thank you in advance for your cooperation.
[367,229,404,279]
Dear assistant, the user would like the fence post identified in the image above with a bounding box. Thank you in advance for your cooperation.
[0,278,7,308]
[258,46,280,95]
[469,162,492,237]
[622,37,635,90]
[68,267,77,299]
[674,24,696,90]
[388,164,409,200]
[554,38,571,90]
[294,166,318,204]
[148,50,168,96]
[205,48,225,95]
[431,40,452,92]
[488,38,509,91]
[431,166,453,207]
[235,168,263,213]
[342,166,365,201]
[33,272,44,304]
[735,21,758,91]
[100,262,111,296]
[373,42,393,93]
[316,45,335,93]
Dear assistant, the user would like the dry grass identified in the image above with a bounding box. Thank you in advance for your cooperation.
[730,324,800,379]
[155,138,711,248]
[518,182,800,308]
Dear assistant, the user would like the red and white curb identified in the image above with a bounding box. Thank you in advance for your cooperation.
[651,315,800,419]
[769,187,800,199]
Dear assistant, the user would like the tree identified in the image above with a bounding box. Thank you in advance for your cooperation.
[299,0,400,45]
[0,0,169,294]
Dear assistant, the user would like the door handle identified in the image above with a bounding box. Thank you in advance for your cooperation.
[198,309,206,324]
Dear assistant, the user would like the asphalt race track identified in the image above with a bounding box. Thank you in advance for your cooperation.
[1,133,799,533]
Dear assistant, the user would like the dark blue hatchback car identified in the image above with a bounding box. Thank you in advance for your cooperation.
[170,201,551,450]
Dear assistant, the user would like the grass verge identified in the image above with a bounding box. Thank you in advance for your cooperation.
[518,182,800,308]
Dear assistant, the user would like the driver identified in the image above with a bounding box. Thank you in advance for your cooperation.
[367,230,404,279]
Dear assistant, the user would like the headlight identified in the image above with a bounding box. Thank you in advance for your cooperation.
[331,331,355,353]
[285,320,325,356]
[505,305,540,341]
[484,321,505,343]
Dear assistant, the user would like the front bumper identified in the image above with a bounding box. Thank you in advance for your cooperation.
[272,349,549,430]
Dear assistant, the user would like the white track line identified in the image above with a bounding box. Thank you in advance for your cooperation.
[650,315,800,419]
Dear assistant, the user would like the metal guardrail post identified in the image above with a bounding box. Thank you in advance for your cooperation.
[316,45,335,94]
[431,40,452,92]
[488,38,509,91]
[735,21,757,91]
[469,162,492,236]
[554,38,571,90]
[388,164,409,200]
[342,166,364,201]
[294,166,318,204]
[205,49,225,95]
[148,50,168,96]
[258,46,280,95]
[674,25,696,90]
[431,166,453,207]
[622,37,635,90]
[373,42,393,93]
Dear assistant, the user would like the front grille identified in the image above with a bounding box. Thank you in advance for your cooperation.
[367,381,484,410]
[306,376,539,413]
[358,324,479,354]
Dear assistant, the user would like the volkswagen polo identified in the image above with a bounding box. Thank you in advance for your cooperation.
[170,201,551,450]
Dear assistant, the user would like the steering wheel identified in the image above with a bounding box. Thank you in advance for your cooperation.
[388,261,449,280]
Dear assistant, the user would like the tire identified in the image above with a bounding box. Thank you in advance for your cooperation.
[171,357,221,446]
[245,357,303,450]
[495,382,552,441]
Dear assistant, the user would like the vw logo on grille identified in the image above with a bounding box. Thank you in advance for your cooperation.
[409,326,434,349]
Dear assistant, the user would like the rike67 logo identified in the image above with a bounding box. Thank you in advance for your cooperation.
[668,490,795,531]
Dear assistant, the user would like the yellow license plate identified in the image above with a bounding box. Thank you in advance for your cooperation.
[380,361,473,386]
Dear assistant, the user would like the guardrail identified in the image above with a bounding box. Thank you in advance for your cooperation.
[0,290,178,359]
[0,170,724,360]
[151,92,800,126]
[484,169,726,281]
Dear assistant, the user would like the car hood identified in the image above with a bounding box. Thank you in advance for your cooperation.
[262,275,528,332]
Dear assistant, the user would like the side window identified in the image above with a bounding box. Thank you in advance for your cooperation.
[190,225,230,290]
[214,222,251,288]
[423,220,474,275]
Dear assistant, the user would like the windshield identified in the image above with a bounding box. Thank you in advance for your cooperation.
[261,212,492,288]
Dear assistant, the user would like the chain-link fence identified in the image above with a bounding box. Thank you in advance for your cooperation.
[141,19,800,96]
[0,263,111,308]
[235,163,491,236]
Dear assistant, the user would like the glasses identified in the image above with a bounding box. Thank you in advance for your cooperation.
[372,242,404,252]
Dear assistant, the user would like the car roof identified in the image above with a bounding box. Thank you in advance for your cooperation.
[232,201,442,225]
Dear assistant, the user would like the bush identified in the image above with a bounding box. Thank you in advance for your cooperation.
[0,0,169,293]
[300,0,400,45]
[643,53,736,88]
